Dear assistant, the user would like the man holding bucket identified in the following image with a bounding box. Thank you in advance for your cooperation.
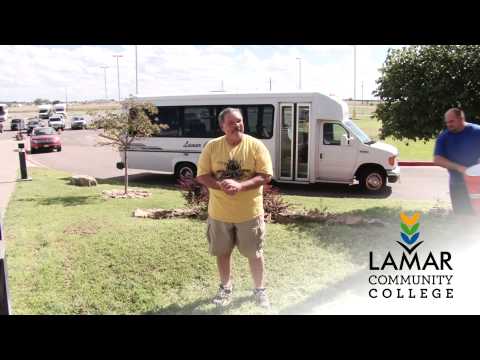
[434,108,480,215]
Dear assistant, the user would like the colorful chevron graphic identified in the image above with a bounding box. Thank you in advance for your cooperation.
[400,211,421,245]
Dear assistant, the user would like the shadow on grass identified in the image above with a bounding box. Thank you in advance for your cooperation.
[271,180,393,199]
[95,172,393,199]
[39,195,101,207]
[143,295,253,315]
[278,269,369,315]
[275,206,406,267]
[97,173,178,191]
[16,195,102,207]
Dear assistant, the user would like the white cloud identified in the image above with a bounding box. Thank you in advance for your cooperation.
[0,45,400,102]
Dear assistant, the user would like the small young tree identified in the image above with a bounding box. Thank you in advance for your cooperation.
[93,100,166,195]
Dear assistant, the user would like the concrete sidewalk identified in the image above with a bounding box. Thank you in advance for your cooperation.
[0,139,20,221]
[0,139,38,221]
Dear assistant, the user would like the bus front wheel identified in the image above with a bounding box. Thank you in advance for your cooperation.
[358,166,387,193]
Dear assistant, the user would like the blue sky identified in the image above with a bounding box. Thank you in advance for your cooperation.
[0,45,403,102]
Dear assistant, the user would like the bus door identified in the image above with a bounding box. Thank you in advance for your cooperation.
[278,103,311,182]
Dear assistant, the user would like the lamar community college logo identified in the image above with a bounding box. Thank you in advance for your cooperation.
[368,211,454,300]
[399,212,422,250]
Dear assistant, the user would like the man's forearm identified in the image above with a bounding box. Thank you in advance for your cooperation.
[196,174,221,190]
[240,174,271,192]
[434,155,466,173]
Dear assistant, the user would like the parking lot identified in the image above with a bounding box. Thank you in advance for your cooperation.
[0,125,451,202]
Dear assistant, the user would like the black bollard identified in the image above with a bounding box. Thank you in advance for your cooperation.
[0,222,11,315]
[18,143,28,180]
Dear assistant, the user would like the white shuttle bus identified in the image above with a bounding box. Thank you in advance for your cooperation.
[38,104,53,119]
[120,92,400,193]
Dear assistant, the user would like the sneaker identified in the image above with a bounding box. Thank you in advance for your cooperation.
[253,288,270,308]
[212,284,233,307]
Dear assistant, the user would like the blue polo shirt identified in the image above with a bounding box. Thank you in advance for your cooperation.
[434,122,480,184]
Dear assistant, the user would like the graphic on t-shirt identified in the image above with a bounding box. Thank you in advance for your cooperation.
[214,159,253,181]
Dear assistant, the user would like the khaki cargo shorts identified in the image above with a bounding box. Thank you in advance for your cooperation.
[206,216,266,259]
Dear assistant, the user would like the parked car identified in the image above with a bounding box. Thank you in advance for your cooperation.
[48,115,65,131]
[71,116,88,130]
[10,118,26,131]
[27,119,42,135]
[30,127,62,154]
[0,121,4,133]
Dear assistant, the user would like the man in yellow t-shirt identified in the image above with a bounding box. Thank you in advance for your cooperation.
[196,107,273,308]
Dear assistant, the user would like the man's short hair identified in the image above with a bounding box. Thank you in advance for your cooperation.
[446,107,465,120]
[218,107,243,126]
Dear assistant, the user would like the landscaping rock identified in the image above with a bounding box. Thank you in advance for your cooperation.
[70,175,97,187]
[102,189,151,199]
[132,206,385,227]
[133,208,206,219]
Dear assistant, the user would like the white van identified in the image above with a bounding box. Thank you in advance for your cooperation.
[121,91,399,193]
[38,104,53,119]
[53,103,67,118]
[48,114,66,130]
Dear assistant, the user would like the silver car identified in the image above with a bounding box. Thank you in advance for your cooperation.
[71,116,88,130]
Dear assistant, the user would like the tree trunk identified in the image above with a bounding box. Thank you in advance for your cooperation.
[124,147,128,195]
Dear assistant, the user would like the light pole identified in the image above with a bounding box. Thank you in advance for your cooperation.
[352,45,357,119]
[269,77,272,91]
[65,88,68,112]
[296,57,302,90]
[100,66,109,100]
[135,45,138,95]
[361,80,364,104]
[113,55,123,102]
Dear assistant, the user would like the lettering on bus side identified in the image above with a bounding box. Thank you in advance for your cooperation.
[183,141,202,148]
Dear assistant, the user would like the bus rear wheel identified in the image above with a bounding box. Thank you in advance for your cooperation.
[175,163,197,179]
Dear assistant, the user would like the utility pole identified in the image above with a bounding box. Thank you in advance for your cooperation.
[113,55,123,102]
[221,80,224,91]
[269,77,272,91]
[135,45,138,95]
[100,66,109,100]
[65,88,68,113]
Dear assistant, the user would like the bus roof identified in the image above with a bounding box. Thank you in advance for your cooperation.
[134,91,349,121]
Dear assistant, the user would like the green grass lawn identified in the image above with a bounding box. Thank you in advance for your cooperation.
[3,168,457,315]
[354,115,435,161]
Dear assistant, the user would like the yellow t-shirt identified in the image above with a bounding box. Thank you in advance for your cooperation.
[197,134,273,223]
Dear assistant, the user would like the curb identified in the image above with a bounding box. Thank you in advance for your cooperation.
[398,161,436,166]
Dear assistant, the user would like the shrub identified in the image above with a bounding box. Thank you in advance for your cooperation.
[262,184,291,221]
[177,177,291,222]
[177,176,209,212]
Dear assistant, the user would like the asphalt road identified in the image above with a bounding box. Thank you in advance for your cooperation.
[0,129,451,201]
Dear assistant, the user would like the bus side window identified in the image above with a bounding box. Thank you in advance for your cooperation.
[247,106,259,137]
[184,107,215,138]
[262,106,273,138]
[154,107,181,137]
[323,123,346,145]
[246,105,273,139]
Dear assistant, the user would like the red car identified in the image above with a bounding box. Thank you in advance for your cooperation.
[30,127,62,154]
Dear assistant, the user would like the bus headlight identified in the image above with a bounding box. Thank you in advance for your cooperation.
[388,155,397,166]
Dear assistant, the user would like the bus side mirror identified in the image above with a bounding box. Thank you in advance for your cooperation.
[341,134,350,146]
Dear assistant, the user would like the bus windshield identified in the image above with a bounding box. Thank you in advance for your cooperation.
[344,119,374,144]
